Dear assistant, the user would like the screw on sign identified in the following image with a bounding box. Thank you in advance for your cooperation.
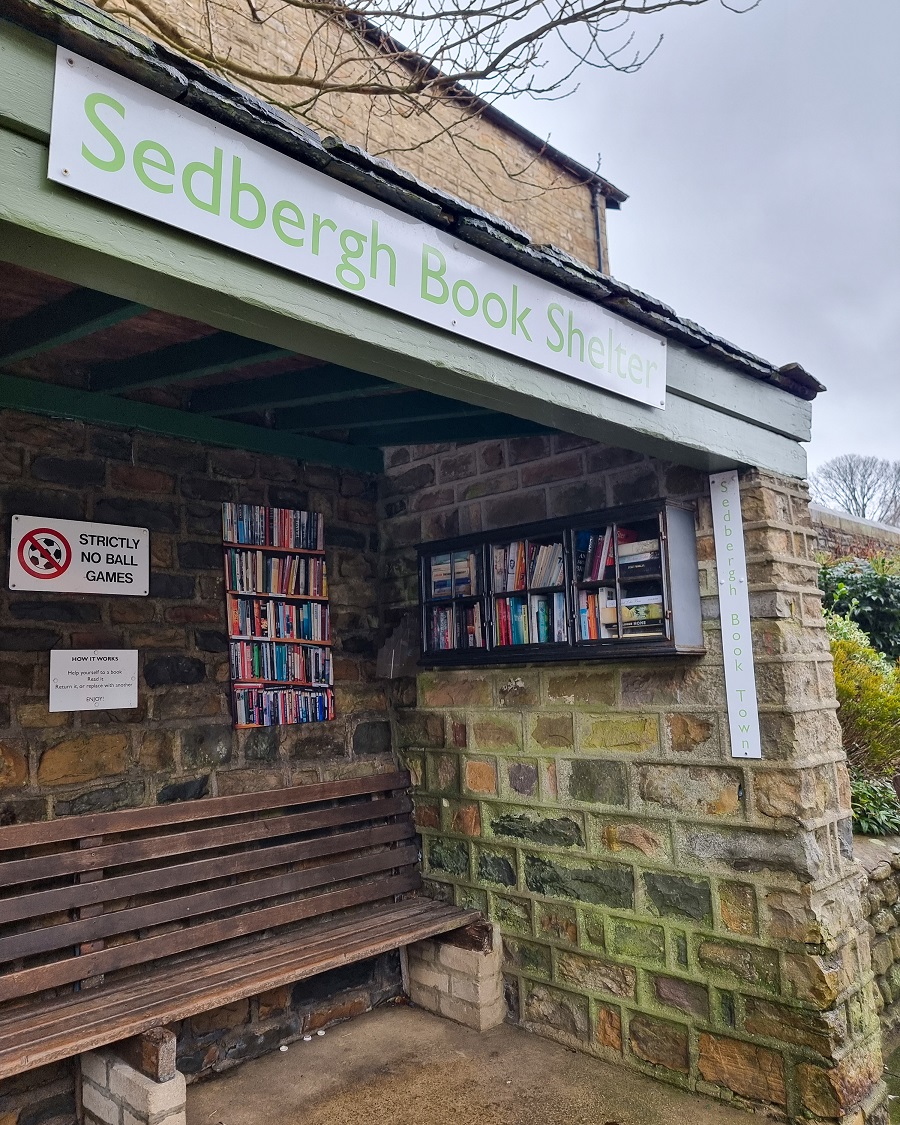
[17,527,72,581]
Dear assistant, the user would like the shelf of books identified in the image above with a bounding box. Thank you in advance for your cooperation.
[491,537,568,647]
[422,548,486,653]
[572,514,666,644]
[417,501,704,666]
[223,502,334,728]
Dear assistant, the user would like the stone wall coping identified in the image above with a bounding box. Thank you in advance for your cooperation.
[810,505,900,545]
[854,835,900,877]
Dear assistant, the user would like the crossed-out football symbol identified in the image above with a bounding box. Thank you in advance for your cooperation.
[17,527,72,580]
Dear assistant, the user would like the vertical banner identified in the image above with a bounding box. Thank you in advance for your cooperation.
[709,470,762,759]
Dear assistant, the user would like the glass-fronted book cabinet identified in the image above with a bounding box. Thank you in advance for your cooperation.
[418,501,704,665]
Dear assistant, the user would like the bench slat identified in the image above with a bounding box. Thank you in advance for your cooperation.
[0,899,478,1079]
[2,819,413,927]
[0,793,411,888]
[0,840,419,965]
[0,772,410,852]
[0,900,439,1047]
[0,871,420,1003]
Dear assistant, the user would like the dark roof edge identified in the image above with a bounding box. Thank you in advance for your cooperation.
[1,0,824,402]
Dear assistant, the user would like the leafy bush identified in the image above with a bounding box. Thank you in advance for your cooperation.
[826,613,900,777]
[850,776,900,836]
[819,556,900,660]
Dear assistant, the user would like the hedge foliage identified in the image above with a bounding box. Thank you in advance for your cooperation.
[819,555,900,660]
[850,776,900,837]
[826,613,900,780]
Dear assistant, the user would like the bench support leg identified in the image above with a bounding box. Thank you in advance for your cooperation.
[81,1043,186,1125]
[407,922,505,1032]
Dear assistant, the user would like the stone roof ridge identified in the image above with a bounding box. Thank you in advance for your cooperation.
[4,0,824,401]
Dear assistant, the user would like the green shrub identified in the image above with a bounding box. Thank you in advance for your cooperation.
[850,776,900,836]
[826,613,900,777]
[819,556,900,659]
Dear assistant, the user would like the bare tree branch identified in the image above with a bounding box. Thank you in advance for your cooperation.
[810,454,900,527]
[94,0,760,174]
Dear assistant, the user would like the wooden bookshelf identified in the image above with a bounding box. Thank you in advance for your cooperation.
[223,502,334,728]
[418,501,704,666]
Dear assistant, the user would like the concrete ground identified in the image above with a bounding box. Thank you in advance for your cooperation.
[187,1005,768,1125]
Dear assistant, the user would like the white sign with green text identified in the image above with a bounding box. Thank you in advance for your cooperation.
[48,49,666,409]
[709,470,761,759]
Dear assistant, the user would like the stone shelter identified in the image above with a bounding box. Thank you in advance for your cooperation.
[0,2,889,1124]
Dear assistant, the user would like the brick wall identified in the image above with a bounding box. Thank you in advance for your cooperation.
[379,438,888,1123]
[0,409,401,1121]
[104,0,605,270]
[0,408,393,828]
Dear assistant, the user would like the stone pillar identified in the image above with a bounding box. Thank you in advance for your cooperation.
[737,470,885,1124]
[407,925,505,1031]
[81,1049,186,1125]
[398,465,887,1125]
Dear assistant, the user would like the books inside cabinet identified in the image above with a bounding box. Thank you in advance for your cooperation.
[223,502,333,728]
[417,501,703,665]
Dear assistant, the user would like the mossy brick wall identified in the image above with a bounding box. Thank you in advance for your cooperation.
[108,0,605,271]
[0,409,401,1123]
[855,836,900,1037]
[379,437,887,1124]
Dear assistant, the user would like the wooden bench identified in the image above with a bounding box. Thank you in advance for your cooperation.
[0,770,480,1079]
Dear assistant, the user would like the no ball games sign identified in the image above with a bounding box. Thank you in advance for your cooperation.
[9,515,149,596]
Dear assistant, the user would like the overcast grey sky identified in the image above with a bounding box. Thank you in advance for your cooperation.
[514,0,900,472]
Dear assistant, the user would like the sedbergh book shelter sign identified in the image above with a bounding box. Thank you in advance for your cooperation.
[49,51,666,409]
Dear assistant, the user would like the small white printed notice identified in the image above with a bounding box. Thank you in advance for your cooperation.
[49,649,139,712]
[9,515,149,595]
[709,470,762,759]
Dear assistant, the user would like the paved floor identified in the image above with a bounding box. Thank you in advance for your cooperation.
[187,1005,766,1125]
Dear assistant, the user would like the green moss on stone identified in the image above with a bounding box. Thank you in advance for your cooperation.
[611,920,666,965]
[524,854,633,909]
[503,937,553,977]
[477,849,517,887]
[643,872,712,924]
[427,837,469,877]
[491,812,583,848]
[567,759,627,805]
[492,893,533,934]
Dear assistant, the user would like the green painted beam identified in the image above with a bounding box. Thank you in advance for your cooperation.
[90,331,290,393]
[279,390,492,432]
[0,111,809,476]
[0,287,146,364]
[0,371,382,473]
[190,365,393,415]
[344,415,551,446]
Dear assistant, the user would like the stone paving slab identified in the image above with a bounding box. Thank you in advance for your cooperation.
[187,1005,767,1125]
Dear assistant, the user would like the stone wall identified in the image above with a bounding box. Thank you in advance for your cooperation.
[103,0,606,271]
[379,438,887,1123]
[856,836,900,1040]
[175,954,401,1079]
[0,408,392,828]
[0,409,398,1123]
[811,505,900,561]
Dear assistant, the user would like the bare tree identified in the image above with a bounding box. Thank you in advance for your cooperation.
[810,454,900,527]
[94,0,761,177]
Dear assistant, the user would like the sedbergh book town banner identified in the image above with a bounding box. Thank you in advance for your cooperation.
[48,50,667,409]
